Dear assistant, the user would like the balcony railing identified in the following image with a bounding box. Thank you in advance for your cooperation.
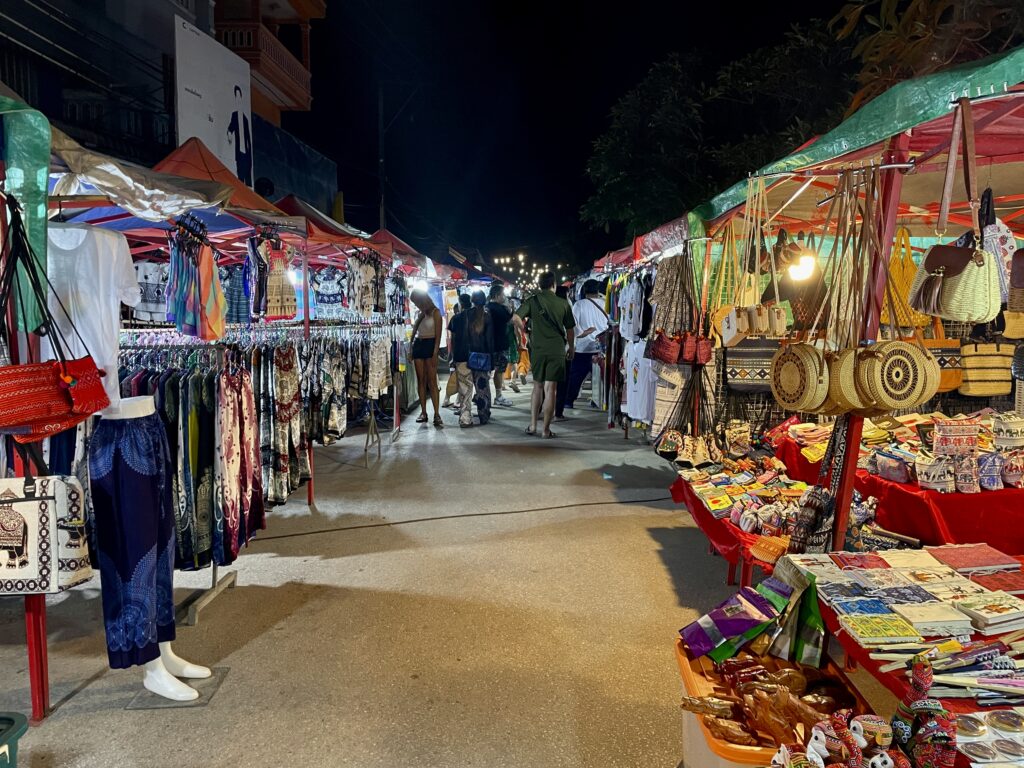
[217,22,311,110]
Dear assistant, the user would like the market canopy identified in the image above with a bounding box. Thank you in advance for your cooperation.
[49,128,233,222]
[694,46,1024,237]
[275,194,372,248]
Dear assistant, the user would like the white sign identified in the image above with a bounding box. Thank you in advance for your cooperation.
[174,15,253,185]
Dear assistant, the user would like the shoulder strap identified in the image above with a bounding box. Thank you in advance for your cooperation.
[586,297,608,319]
[960,97,980,237]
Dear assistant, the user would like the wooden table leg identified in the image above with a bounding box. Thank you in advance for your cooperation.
[25,594,49,724]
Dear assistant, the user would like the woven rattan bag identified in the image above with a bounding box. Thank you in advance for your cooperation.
[959,341,1014,397]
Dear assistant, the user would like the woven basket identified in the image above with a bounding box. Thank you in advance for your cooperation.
[908,247,1002,323]
[856,341,930,411]
[770,343,828,412]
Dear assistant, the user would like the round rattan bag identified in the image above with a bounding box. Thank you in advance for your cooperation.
[856,340,930,411]
[770,342,829,412]
[827,348,865,413]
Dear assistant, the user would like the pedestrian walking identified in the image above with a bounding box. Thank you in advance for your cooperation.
[410,288,443,427]
[486,283,514,407]
[467,290,494,425]
[566,279,609,411]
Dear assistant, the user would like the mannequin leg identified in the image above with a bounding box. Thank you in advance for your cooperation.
[143,658,199,701]
[160,642,211,679]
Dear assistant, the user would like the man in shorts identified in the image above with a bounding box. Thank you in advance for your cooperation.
[513,271,575,438]
[486,283,515,406]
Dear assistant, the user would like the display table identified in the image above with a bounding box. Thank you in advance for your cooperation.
[773,436,823,486]
[855,470,1024,555]
[669,477,775,588]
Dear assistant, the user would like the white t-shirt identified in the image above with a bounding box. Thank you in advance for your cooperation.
[624,339,655,424]
[572,296,609,353]
[618,279,645,342]
[44,224,140,408]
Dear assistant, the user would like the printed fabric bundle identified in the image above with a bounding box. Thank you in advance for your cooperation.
[932,416,981,456]
[874,450,914,484]
[1003,450,1024,489]
[916,451,956,494]
[679,585,782,660]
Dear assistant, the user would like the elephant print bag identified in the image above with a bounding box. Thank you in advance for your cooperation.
[0,475,92,595]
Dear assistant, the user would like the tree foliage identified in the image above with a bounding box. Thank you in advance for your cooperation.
[832,0,1024,112]
[581,25,858,239]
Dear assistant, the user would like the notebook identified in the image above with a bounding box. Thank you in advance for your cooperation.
[832,598,893,616]
[830,553,891,570]
[954,591,1024,628]
[839,614,923,646]
[879,550,943,570]
[925,544,1022,575]
[899,566,963,586]
[891,603,974,637]
[872,585,940,606]
[817,581,870,604]
[849,569,913,590]
[972,571,1024,596]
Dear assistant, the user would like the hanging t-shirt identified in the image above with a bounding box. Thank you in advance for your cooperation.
[624,339,655,424]
[618,279,645,342]
[44,224,141,408]
[134,261,169,322]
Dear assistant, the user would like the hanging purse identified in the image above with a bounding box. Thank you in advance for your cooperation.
[920,317,962,392]
[959,340,1014,397]
[649,332,682,365]
[0,447,93,596]
[908,98,1002,323]
[881,228,932,328]
[0,197,109,442]
[1010,249,1024,312]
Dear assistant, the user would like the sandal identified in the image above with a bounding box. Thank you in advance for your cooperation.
[433,415,444,427]
[525,426,537,436]
[542,430,557,439]
[416,414,428,423]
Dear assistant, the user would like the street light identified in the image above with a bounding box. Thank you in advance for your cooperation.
[518,253,525,262]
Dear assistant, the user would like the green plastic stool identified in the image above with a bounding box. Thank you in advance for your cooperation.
[0,713,27,767]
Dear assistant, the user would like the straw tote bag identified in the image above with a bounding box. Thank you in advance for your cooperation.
[959,341,1014,397]
[881,228,931,328]
[908,98,1002,323]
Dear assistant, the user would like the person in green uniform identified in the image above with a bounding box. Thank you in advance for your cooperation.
[513,272,575,438]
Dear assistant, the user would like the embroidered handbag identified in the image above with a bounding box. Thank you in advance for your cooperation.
[921,318,962,393]
[933,416,981,456]
[978,451,1005,490]
[916,451,956,494]
[1002,450,1024,489]
[875,451,913,484]
[725,336,777,393]
[993,412,1024,452]
[0,197,109,442]
[908,100,1002,323]
[959,341,1014,397]
[954,454,981,494]
[0,467,92,595]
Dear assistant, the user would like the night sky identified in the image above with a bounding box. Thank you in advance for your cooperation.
[287,0,843,270]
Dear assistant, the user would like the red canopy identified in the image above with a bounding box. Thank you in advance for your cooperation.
[154,138,283,214]
[593,245,634,270]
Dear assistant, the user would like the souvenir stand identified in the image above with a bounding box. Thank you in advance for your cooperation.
[0,108,245,722]
[670,47,1024,768]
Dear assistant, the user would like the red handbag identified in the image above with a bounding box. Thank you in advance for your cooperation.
[0,196,109,442]
[679,332,697,363]
[649,332,682,364]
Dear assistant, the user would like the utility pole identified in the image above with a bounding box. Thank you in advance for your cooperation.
[378,81,386,231]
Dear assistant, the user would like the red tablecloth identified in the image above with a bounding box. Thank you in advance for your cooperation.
[773,436,824,485]
[669,476,775,585]
[855,470,1024,554]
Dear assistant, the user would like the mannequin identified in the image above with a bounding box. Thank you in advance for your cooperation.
[96,396,211,702]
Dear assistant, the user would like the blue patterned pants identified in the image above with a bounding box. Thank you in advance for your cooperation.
[89,412,177,669]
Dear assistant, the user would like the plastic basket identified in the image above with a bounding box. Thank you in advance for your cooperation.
[0,712,28,767]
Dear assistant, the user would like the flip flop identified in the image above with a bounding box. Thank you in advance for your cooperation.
[525,426,537,435]
[433,415,444,427]
[542,430,557,439]
[416,414,428,423]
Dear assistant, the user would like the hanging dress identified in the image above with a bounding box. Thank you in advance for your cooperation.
[265,244,297,321]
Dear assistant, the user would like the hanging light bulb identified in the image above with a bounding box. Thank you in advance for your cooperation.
[787,255,816,282]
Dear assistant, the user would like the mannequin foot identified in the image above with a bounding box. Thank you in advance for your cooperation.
[160,642,211,679]
[143,659,199,701]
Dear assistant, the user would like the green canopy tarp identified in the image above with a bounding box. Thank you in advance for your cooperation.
[693,46,1024,225]
[0,95,51,331]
